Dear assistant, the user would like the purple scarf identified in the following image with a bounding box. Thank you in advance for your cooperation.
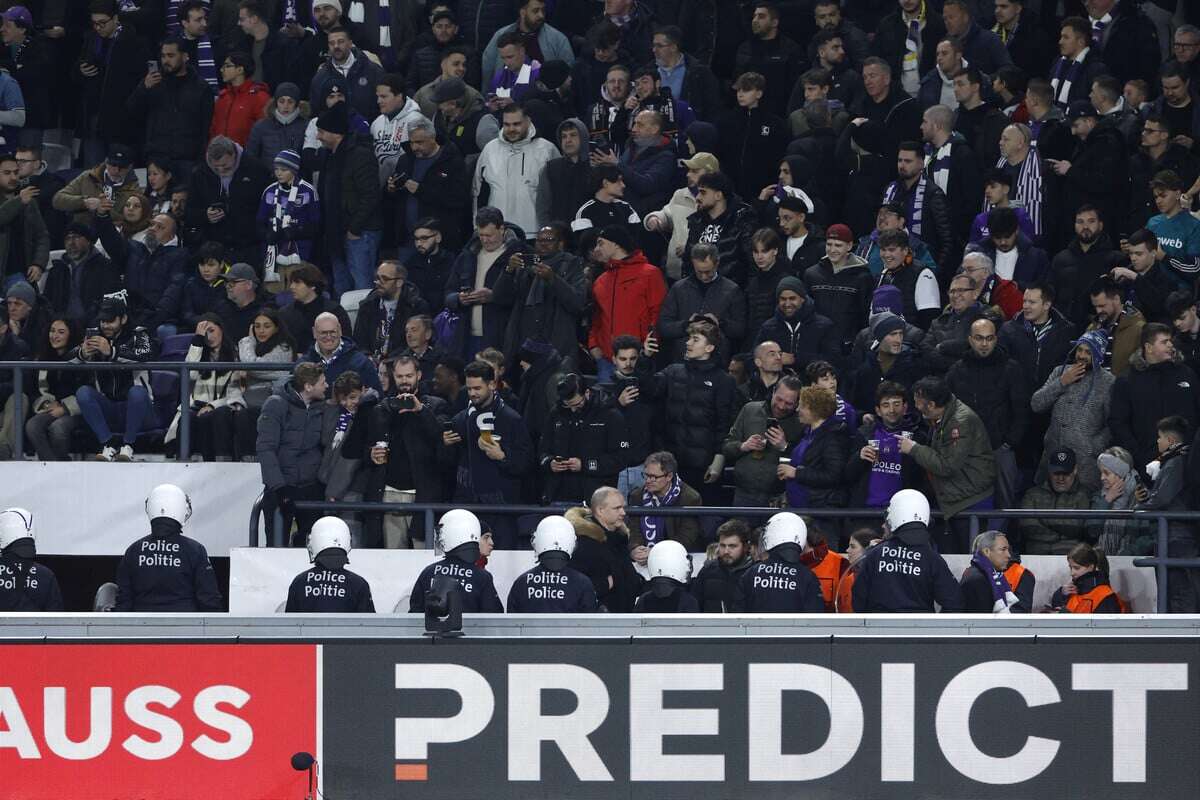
[641,473,682,545]
[971,551,1012,604]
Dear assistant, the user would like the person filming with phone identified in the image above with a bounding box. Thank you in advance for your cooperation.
[722,374,803,508]
[538,373,629,503]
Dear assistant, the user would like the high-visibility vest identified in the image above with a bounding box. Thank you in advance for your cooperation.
[810,551,848,612]
[835,570,856,613]
[1065,584,1124,614]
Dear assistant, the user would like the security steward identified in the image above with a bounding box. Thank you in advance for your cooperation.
[285,516,376,612]
[0,508,64,612]
[410,508,504,612]
[737,512,826,612]
[801,527,849,612]
[539,373,630,503]
[508,515,599,612]
[1050,543,1125,613]
[634,540,700,612]
[115,484,223,612]
[852,489,963,612]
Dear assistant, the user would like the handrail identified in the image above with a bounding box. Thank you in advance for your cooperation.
[0,360,294,461]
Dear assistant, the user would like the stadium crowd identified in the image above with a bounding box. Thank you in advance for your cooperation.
[0,0,1198,611]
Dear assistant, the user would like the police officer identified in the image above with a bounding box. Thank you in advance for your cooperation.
[634,540,700,612]
[0,508,64,612]
[114,484,223,612]
[737,512,826,612]
[508,516,599,612]
[852,489,963,612]
[285,516,376,612]
[409,509,504,613]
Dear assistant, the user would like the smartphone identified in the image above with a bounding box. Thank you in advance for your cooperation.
[765,417,780,431]
[147,60,159,73]
[442,421,455,433]
[529,253,542,266]
[85,327,100,339]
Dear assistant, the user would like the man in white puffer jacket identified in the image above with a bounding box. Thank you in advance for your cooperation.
[473,103,559,238]
[370,74,430,186]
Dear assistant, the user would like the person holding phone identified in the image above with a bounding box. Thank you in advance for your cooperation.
[538,373,628,504]
[722,374,803,508]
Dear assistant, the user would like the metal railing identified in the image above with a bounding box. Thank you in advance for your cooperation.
[0,360,295,461]
[249,501,1200,613]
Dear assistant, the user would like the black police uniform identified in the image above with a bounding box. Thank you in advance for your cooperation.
[410,557,504,612]
[114,524,223,612]
[737,553,825,612]
[852,522,964,612]
[0,553,64,611]
[634,586,701,612]
[285,565,376,612]
[507,563,599,612]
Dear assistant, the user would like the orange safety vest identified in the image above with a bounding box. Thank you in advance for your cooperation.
[1003,562,1027,594]
[810,551,849,612]
[1065,584,1125,614]
[835,569,856,613]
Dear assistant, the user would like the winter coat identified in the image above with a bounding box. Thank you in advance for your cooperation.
[539,400,629,503]
[565,505,643,613]
[684,198,759,286]
[210,79,271,146]
[734,34,805,117]
[744,261,792,341]
[444,227,525,357]
[256,383,326,490]
[398,245,456,314]
[0,34,50,131]
[299,337,383,394]
[1128,145,1200,234]
[165,336,246,443]
[390,142,469,245]
[643,186,698,280]
[1063,124,1130,236]
[852,521,963,612]
[128,65,215,163]
[1049,234,1124,327]
[537,119,593,229]
[873,8,946,80]
[371,96,429,183]
[587,250,667,359]
[972,233,1050,288]
[998,310,1079,392]
[442,395,533,504]
[1085,306,1145,378]
[884,177,954,274]
[42,250,122,325]
[1000,9,1053,79]
[627,480,703,552]
[1108,351,1200,475]
[658,275,746,360]
[908,394,996,517]
[691,555,754,613]
[352,283,429,362]
[1030,361,1114,491]
[408,38,481,96]
[495,250,587,366]
[1019,481,1093,556]
[653,357,736,470]
[308,48,387,121]
[0,191,49,278]
[185,144,273,260]
[319,133,384,237]
[95,216,188,329]
[280,295,353,356]
[665,53,723,123]
[434,92,498,158]
[473,121,560,236]
[945,346,1030,449]
[787,420,853,508]
[245,100,310,167]
[75,27,147,144]
[755,301,840,374]
[70,325,159,403]
[849,87,923,162]
[804,255,875,355]
[51,165,142,226]
[1092,0,1162,87]
[721,105,790,201]
[722,398,804,498]
[481,22,574,81]
[617,134,677,217]
[237,335,294,408]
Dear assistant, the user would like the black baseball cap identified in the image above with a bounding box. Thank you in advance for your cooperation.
[1047,448,1077,474]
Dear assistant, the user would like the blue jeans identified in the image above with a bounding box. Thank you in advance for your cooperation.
[76,385,154,445]
[331,229,381,295]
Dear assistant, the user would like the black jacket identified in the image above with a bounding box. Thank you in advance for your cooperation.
[804,256,876,355]
[850,88,923,160]
[409,556,503,612]
[539,155,593,230]
[114,530,223,612]
[755,301,841,373]
[0,34,52,130]
[598,359,658,467]
[959,558,1032,613]
[1063,121,1129,235]
[690,555,754,613]
[279,295,353,356]
[929,134,983,247]
[791,419,854,508]
[654,358,737,470]
[494,250,588,367]
[391,142,470,246]
[721,105,790,201]
[319,134,384,237]
[95,216,189,330]
[849,346,928,412]
[1128,145,1200,234]
[285,565,375,612]
[873,9,946,81]
[0,554,63,611]
[658,274,747,360]
[737,553,825,612]
[734,35,805,117]
[1092,1,1162,88]
[127,65,215,164]
[634,586,701,612]
[999,310,1079,392]
[1124,260,1179,324]
[852,523,964,612]
[669,53,724,122]
[363,394,447,542]
[75,27,148,144]
[886,178,955,274]
[443,229,524,357]
[185,153,273,260]
[566,507,644,613]
[352,283,429,362]
[1109,352,1200,475]
[946,346,1031,449]
[1000,10,1053,79]
[744,261,791,341]
[684,198,760,286]
[1048,50,1109,107]
[538,400,629,503]
[42,249,122,325]
[71,324,159,403]
[508,564,599,612]
[407,37,480,94]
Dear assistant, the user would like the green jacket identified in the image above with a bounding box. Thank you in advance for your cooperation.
[0,192,49,277]
[908,395,995,517]
[1019,481,1093,555]
[721,399,803,496]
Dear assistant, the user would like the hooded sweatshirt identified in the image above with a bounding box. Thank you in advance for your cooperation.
[371,96,430,185]
[536,118,592,226]
[473,119,560,236]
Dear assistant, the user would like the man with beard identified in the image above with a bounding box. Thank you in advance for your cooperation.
[690,519,755,612]
[883,142,953,273]
[1085,276,1145,377]
[684,172,757,285]
[722,374,802,508]
[733,2,804,118]
[586,63,633,153]
[1049,205,1124,327]
[539,373,628,503]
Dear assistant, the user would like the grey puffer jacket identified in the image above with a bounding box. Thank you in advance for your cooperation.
[1030,363,1114,492]
[256,383,326,490]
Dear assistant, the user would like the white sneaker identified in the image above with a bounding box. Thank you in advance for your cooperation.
[93,445,116,462]
[115,445,135,462]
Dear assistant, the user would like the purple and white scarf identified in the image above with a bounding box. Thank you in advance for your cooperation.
[640,473,682,545]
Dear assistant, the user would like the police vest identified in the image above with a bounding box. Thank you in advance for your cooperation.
[1065,584,1124,614]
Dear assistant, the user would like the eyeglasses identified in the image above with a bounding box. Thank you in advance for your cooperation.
[643,472,669,480]
[948,287,973,295]
[374,274,400,283]
[315,330,340,338]
[414,233,438,241]
[91,17,114,28]
[1174,41,1200,50]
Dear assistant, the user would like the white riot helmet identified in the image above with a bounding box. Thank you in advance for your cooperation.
[437,508,482,552]
[760,512,808,552]
[145,484,192,526]
[646,540,690,584]
[531,515,576,557]
[0,508,34,549]
[885,489,931,532]
[307,516,351,563]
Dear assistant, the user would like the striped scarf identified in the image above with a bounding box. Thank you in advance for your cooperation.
[166,0,208,35]
[1050,55,1084,107]
[884,174,926,239]
[925,140,953,194]
[985,152,1042,238]
[349,1,394,66]
[194,36,218,93]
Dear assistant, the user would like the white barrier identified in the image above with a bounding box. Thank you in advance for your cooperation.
[229,548,1158,614]
[1,462,262,556]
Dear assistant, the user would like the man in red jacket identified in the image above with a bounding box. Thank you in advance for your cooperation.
[587,224,666,382]
[210,51,270,145]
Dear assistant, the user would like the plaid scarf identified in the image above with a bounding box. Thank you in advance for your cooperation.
[640,474,682,546]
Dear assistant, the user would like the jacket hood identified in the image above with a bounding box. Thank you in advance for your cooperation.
[1129,348,1184,372]
[206,141,244,174]
[496,118,539,149]
[686,121,719,154]
[266,98,312,121]
[556,117,590,158]
[565,506,609,543]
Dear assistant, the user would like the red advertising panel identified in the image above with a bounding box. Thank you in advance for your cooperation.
[0,644,318,800]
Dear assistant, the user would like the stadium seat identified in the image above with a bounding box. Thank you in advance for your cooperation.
[340,289,371,328]
[159,334,195,361]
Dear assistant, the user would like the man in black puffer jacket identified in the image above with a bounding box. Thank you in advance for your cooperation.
[945,316,1030,510]
[684,172,759,285]
[539,374,629,504]
[691,518,755,613]
[754,276,840,373]
[127,38,215,169]
[651,319,736,503]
